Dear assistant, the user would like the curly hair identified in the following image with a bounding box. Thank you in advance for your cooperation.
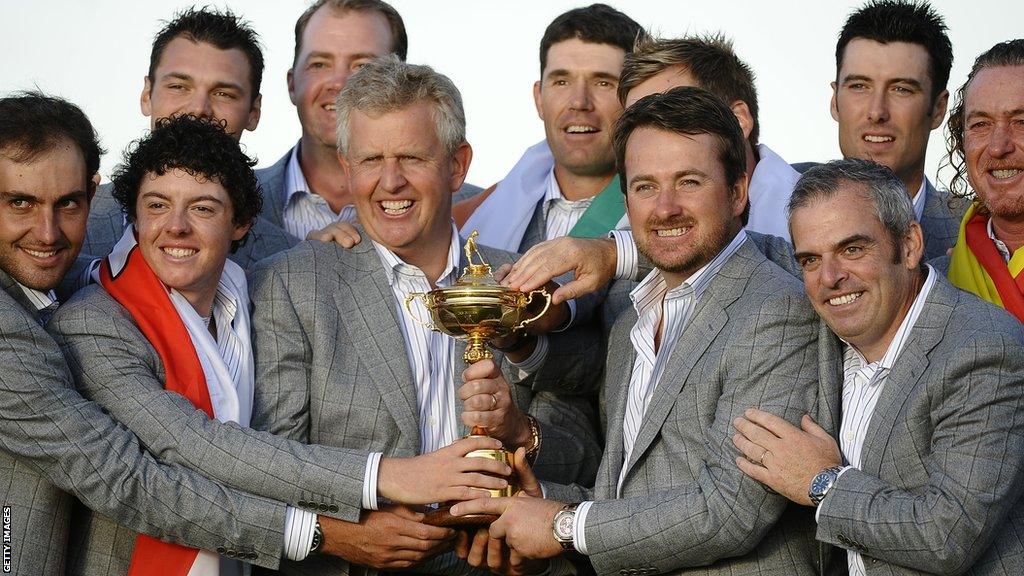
[943,39,1024,199]
[111,115,262,251]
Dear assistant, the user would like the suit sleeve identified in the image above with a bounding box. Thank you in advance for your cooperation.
[1,300,285,569]
[582,290,820,573]
[816,331,1024,575]
[48,287,367,524]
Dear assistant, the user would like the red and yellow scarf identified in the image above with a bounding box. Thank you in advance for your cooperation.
[948,202,1024,322]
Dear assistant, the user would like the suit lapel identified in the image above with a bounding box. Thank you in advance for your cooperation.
[619,241,755,481]
[517,201,546,253]
[599,310,639,499]
[816,323,843,436]
[258,151,291,229]
[333,242,421,446]
[1,269,41,322]
[858,280,952,476]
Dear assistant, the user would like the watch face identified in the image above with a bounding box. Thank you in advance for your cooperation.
[555,512,574,539]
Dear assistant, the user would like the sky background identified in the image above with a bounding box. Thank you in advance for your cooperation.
[2,0,1021,189]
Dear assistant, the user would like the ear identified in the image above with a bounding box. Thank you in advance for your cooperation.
[448,143,473,192]
[930,89,949,130]
[231,220,252,242]
[533,81,544,121]
[903,221,925,269]
[246,93,262,132]
[829,81,840,122]
[287,68,298,105]
[88,173,100,203]
[729,100,755,142]
[337,150,352,180]
[141,76,154,118]
[731,175,750,221]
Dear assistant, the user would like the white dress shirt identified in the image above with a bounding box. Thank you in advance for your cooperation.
[746,144,800,241]
[911,179,927,223]
[18,284,57,313]
[987,217,1013,263]
[828,265,936,576]
[573,230,750,554]
[542,169,595,241]
[283,144,357,240]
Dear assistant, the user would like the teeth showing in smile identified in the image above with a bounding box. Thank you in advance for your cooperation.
[991,169,1022,179]
[863,135,894,143]
[656,228,687,237]
[381,200,412,215]
[24,248,57,258]
[828,292,862,306]
[163,247,197,258]
[565,125,598,134]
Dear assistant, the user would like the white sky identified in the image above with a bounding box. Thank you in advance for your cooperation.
[1,0,1020,189]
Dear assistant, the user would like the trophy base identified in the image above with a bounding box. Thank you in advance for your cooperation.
[423,503,498,528]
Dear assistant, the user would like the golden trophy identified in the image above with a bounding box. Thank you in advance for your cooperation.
[404,231,551,527]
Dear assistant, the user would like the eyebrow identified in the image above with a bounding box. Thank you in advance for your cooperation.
[140,191,226,205]
[160,72,245,93]
[627,169,707,188]
[841,74,925,90]
[305,50,379,62]
[793,233,875,261]
[0,190,87,203]
[967,107,1024,120]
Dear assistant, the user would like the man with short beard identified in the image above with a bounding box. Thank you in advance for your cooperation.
[943,39,1024,323]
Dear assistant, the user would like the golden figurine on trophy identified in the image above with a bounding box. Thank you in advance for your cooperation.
[405,230,551,527]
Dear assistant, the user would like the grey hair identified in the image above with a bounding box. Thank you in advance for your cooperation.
[335,54,465,157]
[788,158,915,254]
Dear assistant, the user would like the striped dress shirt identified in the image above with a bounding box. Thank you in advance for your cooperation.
[541,169,594,241]
[572,230,749,554]
[283,144,356,240]
[833,265,936,576]
[18,284,57,313]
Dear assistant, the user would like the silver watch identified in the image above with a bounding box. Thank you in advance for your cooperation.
[552,503,579,551]
[808,466,844,507]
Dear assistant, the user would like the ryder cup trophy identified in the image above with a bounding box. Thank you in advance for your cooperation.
[404,231,551,527]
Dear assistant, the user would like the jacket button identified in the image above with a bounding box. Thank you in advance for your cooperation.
[329,504,339,512]
[297,500,307,507]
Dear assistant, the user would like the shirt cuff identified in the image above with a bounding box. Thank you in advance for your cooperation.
[511,333,548,376]
[814,465,854,522]
[363,452,383,510]
[610,230,638,281]
[282,506,317,561]
[573,500,595,555]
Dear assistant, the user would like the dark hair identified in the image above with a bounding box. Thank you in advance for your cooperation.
[613,86,749,224]
[111,115,262,251]
[539,4,644,76]
[790,158,915,263]
[944,39,1024,199]
[619,34,760,147]
[149,7,265,103]
[836,1,952,103]
[293,0,408,65]
[0,91,104,185]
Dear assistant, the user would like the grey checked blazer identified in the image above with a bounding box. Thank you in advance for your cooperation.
[919,181,967,262]
[547,239,823,576]
[49,284,403,575]
[81,180,297,270]
[814,276,1024,575]
[256,148,483,239]
[249,236,602,575]
[1,269,289,576]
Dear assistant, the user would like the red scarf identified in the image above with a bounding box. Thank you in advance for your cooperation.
[100,241,213,576]
[964,211,1024,321]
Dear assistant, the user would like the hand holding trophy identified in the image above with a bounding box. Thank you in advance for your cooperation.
[405,231,551,527]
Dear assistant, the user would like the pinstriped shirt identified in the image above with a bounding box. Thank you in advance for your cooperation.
[541,168,594,241]
[17,284,57,312]
[834,265,936,576]
[282,144,357,240]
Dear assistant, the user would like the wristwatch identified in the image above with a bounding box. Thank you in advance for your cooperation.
[552,503,579,551]
[309,519,323,554]
[808,466,844,507]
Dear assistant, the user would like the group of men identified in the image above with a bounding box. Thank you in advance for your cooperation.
[1,1,1023,576]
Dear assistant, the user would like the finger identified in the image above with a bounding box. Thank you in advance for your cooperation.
[731,433,768,464]
[743,408,797,437]
[451,435,504,455]
[455,530,471,560]
[801,414,832,439]
[732,416,780,449]
[461,392,501,413]
[450,496,510,518]
[493,263,513,284]
[461,359,499,384]
[512,447,543,497]
[736,455,771,484]
[458,378,500,402]
[461,409,509,431]
[393,517,455,541]
[551,280,588,305]
[487,534,506,571]
[466,528,490,567]
[386,504,426,522]
[454,471,512,494]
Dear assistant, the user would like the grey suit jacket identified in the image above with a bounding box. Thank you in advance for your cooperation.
[548,239,822,576]
[82,180,296,270]
[815,276,1024,575]
[0,270,288,576]
[919,182,967,262]
[249,237,601,575]
[48,283,399,574]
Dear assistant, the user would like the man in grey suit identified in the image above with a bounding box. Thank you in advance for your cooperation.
[250,55,601,575]
[262,0,479,245]
[824,0,965,261]
[0,93,378,576]
[82,7,295,269]
[733,158,1024,575]
[454,87,823,575]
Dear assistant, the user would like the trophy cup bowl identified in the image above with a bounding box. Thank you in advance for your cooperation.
[404,231,551,527]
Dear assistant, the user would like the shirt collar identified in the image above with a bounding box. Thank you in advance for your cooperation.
[910,178,928,222]
[846,264,937,371]
[986,217,1014,263]
[284,142,311,207]
[541,168,594,218]
[17,283,58,312]
[630,230,749,310]
[372,222,462,288]
[749,144,799,199]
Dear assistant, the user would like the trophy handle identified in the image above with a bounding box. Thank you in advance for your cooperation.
[404,293,439,332]
[513,289,551,331]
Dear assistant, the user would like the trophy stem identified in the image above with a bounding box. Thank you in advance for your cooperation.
[463,333,493,364]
